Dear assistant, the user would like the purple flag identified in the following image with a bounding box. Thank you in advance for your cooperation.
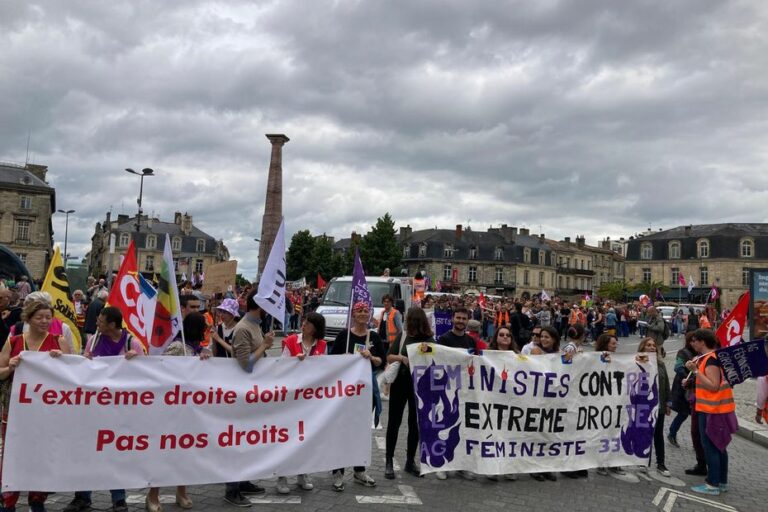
[349,248,372,323]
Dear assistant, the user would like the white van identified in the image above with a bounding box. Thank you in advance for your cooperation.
[316,276,413,341]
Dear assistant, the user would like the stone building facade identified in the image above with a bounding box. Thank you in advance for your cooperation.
[88,211,230,280]
[624,224,768,308]
[0,163,55,279]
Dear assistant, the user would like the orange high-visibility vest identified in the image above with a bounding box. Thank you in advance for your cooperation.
[495,310,509,328]
[695,352,735,414]
[381,308,399,345]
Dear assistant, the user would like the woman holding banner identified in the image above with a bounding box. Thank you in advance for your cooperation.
[528,325,559,481]
[638,337,672,477]
[0,293,71,512]
[274,312,327,494]
[594,334,627,477]
[330,301,383,491]
[384,307,432,480]
[145,312,211,512]
[685,329,735,496]
[485,325,519,482]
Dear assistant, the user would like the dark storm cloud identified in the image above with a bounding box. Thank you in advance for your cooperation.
[2,0,767,278]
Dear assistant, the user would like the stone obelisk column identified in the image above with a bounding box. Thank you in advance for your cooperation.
[258,134,289,278]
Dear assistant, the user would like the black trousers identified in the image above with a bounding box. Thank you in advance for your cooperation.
[385,374,418,462]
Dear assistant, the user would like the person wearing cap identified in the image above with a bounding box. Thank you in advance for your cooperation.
[211,298,240,358]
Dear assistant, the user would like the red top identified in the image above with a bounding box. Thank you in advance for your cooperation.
[282,334,327,357]
[8,333,62,358]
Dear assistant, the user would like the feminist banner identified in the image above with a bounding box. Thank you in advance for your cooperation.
[716,339,768,386]
[2,353,371,491]
[433,310,453,338]
[408,345,658,475]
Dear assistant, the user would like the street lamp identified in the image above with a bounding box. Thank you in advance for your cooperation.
[57,209,75,267]
[125,168,154,233]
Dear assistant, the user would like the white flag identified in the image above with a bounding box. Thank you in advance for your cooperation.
[254,219,287,322]
[687,276,696,293]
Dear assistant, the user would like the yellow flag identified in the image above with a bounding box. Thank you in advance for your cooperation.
[41,247,82,352]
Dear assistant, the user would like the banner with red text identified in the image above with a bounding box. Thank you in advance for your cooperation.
[408,345,658,475]
[2,353,371,491]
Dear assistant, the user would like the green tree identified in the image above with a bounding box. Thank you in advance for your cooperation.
[360,213,401,275]
[631,280,670,300]
[286,230,315,281]
[597,280,630,302]
[235,273,250,287]
[312,235,335,285]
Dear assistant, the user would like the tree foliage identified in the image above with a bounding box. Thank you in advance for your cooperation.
[597,280,629,302]
[286,230,315,281]
[360,213,401,275]
[631,280,670,298]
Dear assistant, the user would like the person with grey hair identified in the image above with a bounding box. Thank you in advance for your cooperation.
[84,289,108,336]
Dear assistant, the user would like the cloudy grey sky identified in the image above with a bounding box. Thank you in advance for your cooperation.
[2,0,767,279]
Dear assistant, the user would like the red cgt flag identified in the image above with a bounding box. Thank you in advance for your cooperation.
[106,241,150,351]
[478,292,487,309]
[716,292,750,347]
[317,273,326,289]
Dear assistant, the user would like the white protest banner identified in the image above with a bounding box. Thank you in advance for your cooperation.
[408,345,658,475]
[2,352,371,491]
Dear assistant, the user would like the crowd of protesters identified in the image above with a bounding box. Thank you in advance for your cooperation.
[0,272,756,510]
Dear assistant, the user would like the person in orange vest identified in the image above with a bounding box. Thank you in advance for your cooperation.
[494,303,510,330]
[685,329,736,496]
[569,305,586,327]
[412,272,426,305]
[377,294,402,352]
[699,311,712,329]
[756,376,768,425]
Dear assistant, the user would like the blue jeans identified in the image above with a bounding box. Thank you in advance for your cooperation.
[371,371,382,427]
[698,412,728,486]
[75,490,126,504]
[668,410,689,438]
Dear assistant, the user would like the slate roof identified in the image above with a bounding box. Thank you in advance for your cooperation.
[0,163,52,189]
[626,223,768,260]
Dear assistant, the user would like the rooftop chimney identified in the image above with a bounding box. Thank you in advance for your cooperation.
[564,236,571,244]
[174,212,182,225]
[456,224,463,240]
[520,228,530,236]
[684,225,692,236]
[399,225,413,239]
[576,236,585,248]
[539,233,545,241]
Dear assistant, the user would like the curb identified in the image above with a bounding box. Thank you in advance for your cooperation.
[735,417,768,449]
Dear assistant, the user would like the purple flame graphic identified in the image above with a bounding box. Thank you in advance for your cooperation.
[414,362,462,468]
[620,363,658,458]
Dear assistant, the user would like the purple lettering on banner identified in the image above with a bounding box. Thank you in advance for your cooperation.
[415,362,461,468]
[620,364,657,458]
[716,339,768,386]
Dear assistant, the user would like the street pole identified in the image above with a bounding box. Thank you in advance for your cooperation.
[57,209,75,268]
[106,233,116,289]
[125,168,154,275]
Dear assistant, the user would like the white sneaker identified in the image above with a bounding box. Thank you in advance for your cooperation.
[504,473,518,481]
[332,473,344,492]
[458,470,476,480]
[276,477,290,494]
[353,471,376,487]
[297,474,313,490]
[609,467,627,476]
[435,471,447,480]
[597,467,608,476]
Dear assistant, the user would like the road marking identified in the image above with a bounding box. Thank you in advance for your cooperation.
[653,487,738,512]
[127,493,302,505]
[374,436,401,470]
[356,484,422,505]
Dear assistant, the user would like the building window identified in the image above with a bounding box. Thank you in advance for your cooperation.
[146,235,157,250]
[669,241,681,259]
[743,268,750,286]
[671,268,679,286]
[15,220,30,241]
[698,239,710,258]
[443,244,454,258]
[172,237,182,252]
[418,244,427,257]
[443,264,452,280]
[494,247,503,261]
[566,276,571,289]
[495,268,503,284]
[558,276,564,289]
[17,253,27,263]
[196,239,205,253]
[145,255,154,272]
[741,239,754,258]
[402,245,410,258]
[539,271,545,286]
[119,232,130,247]
[642,268,651,283]
[468,266,477,282]
[173,258,179,271]
[469,246,477,260]
[539,251,546,266]
[551,274,555,287]
[524,248,531,263]
[524,270,530,286]
[19,196,32,209]
[195,259,204,273]
[641,243,652,260]
[700,267,708,286]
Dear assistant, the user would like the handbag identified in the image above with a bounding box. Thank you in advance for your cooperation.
[382,332,407,384]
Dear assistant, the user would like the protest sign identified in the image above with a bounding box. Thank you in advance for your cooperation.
[434,310,453,338]
[716,339,768,386]
[2,353,371,491]
[407,345,658,475]
[201,260,238,295]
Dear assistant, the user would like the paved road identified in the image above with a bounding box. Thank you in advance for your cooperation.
[40,334,767,512]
